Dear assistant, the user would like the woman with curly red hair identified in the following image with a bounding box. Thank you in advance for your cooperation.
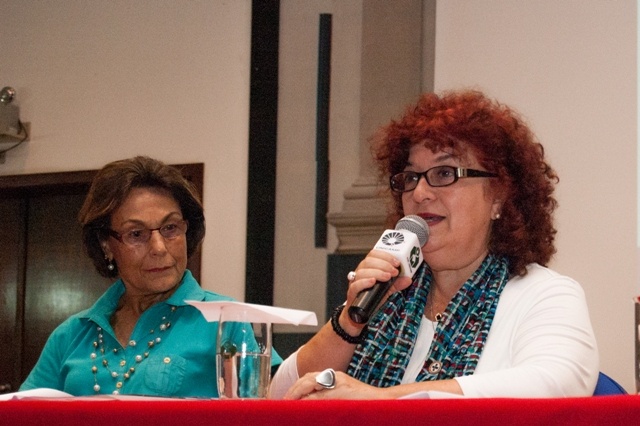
[271,90,598,399]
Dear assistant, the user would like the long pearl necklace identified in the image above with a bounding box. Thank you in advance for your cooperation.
[90,306,176,394]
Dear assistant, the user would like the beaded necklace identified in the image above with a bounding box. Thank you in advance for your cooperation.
[90,306,176,394]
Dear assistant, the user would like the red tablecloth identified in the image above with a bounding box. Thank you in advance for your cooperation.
[2,396,640,426]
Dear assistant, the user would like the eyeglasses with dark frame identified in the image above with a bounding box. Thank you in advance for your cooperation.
[390,166,498,193]
[107,219,189,247]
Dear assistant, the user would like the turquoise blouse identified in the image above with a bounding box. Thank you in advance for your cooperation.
[20,270,282,397]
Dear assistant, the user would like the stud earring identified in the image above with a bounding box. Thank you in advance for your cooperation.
[494,213,501,220]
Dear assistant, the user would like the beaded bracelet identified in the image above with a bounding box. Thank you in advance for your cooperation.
[331,305,366,344]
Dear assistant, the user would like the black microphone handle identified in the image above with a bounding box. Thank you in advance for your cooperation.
[348,277,396,324]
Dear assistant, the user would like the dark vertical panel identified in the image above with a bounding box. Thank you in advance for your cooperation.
[0,199,25,393]
[315,14,331,248]
[245,0,279,305]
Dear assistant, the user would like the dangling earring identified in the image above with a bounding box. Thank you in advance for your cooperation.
[105,256,115,271]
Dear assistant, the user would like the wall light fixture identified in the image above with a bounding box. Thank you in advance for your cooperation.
[0,86,30,164]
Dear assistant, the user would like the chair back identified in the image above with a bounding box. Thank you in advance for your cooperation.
[593,372,627,396]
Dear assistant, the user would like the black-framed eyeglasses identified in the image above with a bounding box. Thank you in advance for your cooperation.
[390,166,498,192]
[107,220,189,247]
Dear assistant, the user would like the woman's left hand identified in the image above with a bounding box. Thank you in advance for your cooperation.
[283,370,387,400]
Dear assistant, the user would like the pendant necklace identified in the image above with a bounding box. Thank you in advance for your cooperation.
[90,306,177,394]
[425,293,445,375]
[429,294,444,323]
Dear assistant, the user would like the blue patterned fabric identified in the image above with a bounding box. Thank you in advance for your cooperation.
[347,254,509,387]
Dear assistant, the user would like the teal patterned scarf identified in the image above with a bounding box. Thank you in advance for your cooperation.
[347,254,510,386]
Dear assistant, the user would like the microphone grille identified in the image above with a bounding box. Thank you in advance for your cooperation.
[395,215,429,246]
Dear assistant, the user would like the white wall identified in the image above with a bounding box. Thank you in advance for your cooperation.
[434,1,637,391]
[0,1,253,301]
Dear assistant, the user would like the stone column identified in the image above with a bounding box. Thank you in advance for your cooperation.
[327,0,434,254]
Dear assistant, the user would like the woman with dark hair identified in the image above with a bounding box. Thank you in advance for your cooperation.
[271,90,598,399]
[20,156,281,397]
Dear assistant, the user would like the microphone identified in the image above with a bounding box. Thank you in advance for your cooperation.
[348,215,429,324]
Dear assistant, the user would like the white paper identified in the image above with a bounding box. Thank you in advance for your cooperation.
[186,300,318,326]
[0,388,203,401]
[398,390,465,399]
[0,388,73,400]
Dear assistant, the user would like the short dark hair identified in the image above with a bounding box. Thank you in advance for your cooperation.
[78,156,205,278]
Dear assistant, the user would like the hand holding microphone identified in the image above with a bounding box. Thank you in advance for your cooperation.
[348,215,429,324]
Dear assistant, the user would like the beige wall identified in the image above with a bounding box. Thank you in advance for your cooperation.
[274,1,363,327]
[275,0,426,330]
[434,0,637,391]
[0,1,253,301]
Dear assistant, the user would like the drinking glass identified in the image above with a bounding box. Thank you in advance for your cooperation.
[216,308,272,399]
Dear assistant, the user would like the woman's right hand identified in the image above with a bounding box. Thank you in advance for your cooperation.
[345,249,413,307]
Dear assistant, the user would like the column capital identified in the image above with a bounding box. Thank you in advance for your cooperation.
[327,178,388,254]
[328,0,428,254]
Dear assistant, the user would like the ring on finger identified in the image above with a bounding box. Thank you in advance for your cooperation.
[315,368,336,390]
[347,271,357,282]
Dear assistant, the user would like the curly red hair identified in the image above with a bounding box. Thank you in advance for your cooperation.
[371,90,558,277]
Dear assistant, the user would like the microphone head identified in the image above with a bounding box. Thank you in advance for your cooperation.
[395,215,429,246]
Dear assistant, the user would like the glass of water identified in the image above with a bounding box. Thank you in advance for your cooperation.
[216,308,272,399]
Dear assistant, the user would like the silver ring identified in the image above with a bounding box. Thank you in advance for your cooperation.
[315,368,336,389]
[347,271,357,282]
